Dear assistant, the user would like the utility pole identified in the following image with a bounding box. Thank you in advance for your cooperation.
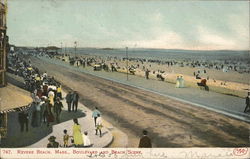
[61,42,63,54]
[126,47,128,81]
[64,43,66,56]
[74,41,77,58]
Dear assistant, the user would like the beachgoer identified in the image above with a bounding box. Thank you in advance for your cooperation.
[145,69,149,79]
[63,129,70,147]
[47,136,59,148]
[92,107,101,127]
[66,91,73,112]
[57,84,62,100]
[244,92,250,113]
[54,97,63,123]
[176,76,180,88]
[200,79,207,86]
[179,76,185,88]
[138,130,152,148]
[83,131,91,147]
[95,114,103,137]
[72,118,83,147]
[48,89,55,106]
[72,91,79,112]
[44,100,54,126]
[18,111,29,132]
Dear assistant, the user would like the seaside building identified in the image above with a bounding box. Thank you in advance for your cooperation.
[0,0,7,87]
[0,1,43,147]
[46,46,60,55]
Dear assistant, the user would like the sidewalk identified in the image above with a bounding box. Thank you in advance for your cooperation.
[28,91,114,148]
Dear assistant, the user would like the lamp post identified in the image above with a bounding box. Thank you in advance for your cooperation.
[126,47,128,81]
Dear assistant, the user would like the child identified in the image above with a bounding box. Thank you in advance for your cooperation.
[83,131,91,147]
[95,114,103,137]
[63,129,69,147]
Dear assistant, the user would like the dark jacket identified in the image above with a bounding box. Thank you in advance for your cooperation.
[18,112,29,123]
[72,92,79,102]
[54,101,63,114]
[65,93,73,103]
[47,141,59,148]
[246,96,250,105]
[139,135,152,148]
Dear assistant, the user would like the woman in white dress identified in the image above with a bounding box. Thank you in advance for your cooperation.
[175,76,180,88]
[179,76,185,88]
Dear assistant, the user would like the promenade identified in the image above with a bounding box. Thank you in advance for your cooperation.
[28,91,115,148]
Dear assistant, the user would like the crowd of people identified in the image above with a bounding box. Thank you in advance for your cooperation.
[8,51,106,147]
[8,52,64,130]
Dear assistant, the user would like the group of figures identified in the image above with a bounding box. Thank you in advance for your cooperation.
[46,107,103,148]
[65,91,79,112]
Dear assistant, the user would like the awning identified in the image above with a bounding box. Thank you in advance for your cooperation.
[0,84,32,112]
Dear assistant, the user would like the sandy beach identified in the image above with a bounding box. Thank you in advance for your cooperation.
[58,53,249,98]
[25,55,250,147]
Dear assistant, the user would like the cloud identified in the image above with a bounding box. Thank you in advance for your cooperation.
[196,25,249,50]
[121,30,185,49]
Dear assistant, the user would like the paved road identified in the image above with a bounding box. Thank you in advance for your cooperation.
[39,56,250,122]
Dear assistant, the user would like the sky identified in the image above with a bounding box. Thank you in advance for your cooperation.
[6,0,250,50]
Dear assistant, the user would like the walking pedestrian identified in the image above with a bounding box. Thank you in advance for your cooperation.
[57,84,62,100]
[138,130,152,148]
[54,97,63,123]
[63,129,70,147]
[244,92,250,113]
[18,111,29,132]
[72,91,79,112]
[95,114,103,137]
[92,107,101,127]
[72,118,83,147]
[66,91,73,112]
[145,69,149,79]
[48,89,55,106]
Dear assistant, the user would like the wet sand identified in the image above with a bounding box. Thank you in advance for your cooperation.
[28,56,250,147]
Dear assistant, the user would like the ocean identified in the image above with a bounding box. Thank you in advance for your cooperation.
[64,48,249,62]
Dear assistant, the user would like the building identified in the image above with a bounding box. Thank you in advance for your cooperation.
[45,46,60,55]
[0,0,7,87]
[0,1,44,147]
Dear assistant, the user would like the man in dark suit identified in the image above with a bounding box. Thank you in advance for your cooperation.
[72,91,79,112]
[65,91,73,112]
[138,130,152,148]
[18,111,29,132]
[244,92,250,113]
